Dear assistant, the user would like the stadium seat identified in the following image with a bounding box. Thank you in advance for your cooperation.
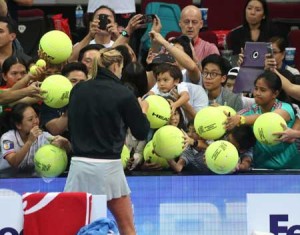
[141,0,193,13]
[139,2,181,60]
[201,0,246,31]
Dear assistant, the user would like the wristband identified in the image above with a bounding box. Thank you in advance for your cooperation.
[238,115,246,126]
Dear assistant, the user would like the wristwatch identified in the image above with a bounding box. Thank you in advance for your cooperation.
[121,30,129,38]
[238,115,246,126]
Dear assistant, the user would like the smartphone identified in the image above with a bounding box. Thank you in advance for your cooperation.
[142,14,155,24]
[98,14,110,30]
[267,43,274,58]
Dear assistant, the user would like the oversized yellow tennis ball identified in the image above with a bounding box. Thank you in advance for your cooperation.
[217,105,237,116]
[36,59,46,67]
[39,30,72,64]
[41,75,72,108]
[143,140,169,168]
[253,112,286,145]
[29,65,38,75]
[121,145,130,169]
[194,107,227,140]
[152,125,184,159]
[34,144,68,178]
[205,140,239,174]
[145,95,171,129]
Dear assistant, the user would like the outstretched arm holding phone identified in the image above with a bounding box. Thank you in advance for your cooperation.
[113,14,152,47]
[69,6,118,62]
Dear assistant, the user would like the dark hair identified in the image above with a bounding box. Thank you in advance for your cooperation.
[121,62,148,97]
[0,16,17,33]
[269,36,288,53]
[169,35,193,59]
[187,119,195,128]
[78,44,104,62]
[165,96,186,131]
[0,103,33,136]
[255,70,281,93]
[154,63,183,82]
[173,107,186,131]
[114,45,133,70]
[243,0,269,26]
[255,70,291,103]
[92,5,116,22]
[61,62,88,78]
[229,125,256,150]
[1,55,28,74]
[201,54,231,76]
[243,0,272,40]
[1,55,28,86]
[2,55,28,74]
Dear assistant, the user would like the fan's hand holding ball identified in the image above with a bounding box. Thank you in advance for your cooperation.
[152,125,185,159]
[30,59,47,76]
[253,112,286,145]
[36,59,47,67]
[205,140,239,174]
[29,65,38,75]
[41,75,72,108]
[194,107,227,140]
[34,144,68,178]
[217,105,237,116]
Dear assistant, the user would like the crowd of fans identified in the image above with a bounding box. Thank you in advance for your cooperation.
[1,0,300,177]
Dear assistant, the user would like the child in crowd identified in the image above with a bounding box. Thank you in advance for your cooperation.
[168,121,256,173]
[167,120,208,173]
[147,63,190,114]
[226,70,300,169]
[225,125,256,171]
[224,67,239,92]
[133,103,186,171]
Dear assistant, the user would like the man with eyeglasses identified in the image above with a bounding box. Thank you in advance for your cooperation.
[179,5,219,63]
[202,54,243,112]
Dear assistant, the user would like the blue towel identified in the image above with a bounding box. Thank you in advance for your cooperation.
[77,218,119,235]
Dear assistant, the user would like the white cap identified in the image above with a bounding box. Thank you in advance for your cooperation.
[227,67,240,77]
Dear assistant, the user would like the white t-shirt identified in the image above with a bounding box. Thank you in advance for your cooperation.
[1,130,53,170]
[151,82,208,112]
[89,39,114,48]
[185,82,208,112]
[150,82,188,97]
[87,0,136,14]
[182,69,202,85]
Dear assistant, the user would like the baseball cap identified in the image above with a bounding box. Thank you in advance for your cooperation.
[146,53,176,71]
[227,67,240,78]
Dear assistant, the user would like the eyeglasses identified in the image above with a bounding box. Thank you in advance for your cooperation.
[202,71,222,79]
